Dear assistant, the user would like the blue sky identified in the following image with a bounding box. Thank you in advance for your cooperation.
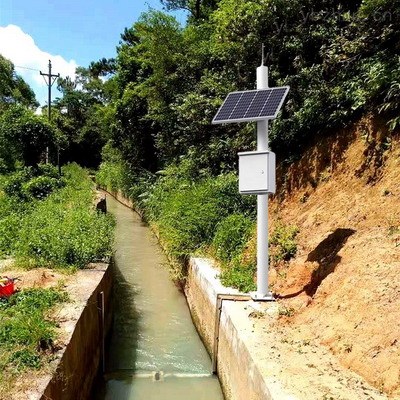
[0,0,187,106]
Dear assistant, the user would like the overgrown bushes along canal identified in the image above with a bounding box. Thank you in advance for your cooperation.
[0,163,114,269]
[97,159,299,292]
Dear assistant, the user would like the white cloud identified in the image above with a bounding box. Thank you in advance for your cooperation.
[0,24,78,105]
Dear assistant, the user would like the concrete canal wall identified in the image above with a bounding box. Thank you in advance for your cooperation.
[38,263,113,400]
[184,258,288,400]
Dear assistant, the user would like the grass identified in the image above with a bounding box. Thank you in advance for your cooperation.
[0,163,115,393]
[269,223,299,265]
[0,287,67,391]
[278,306,295,317]
[0,163,115,270]
[144,170,255,259]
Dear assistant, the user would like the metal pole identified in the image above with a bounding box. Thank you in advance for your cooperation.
[253,62,274,301]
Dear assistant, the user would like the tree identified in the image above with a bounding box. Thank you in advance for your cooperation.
[95,0,400,179]
[53,63,118,168]
[0,55,38,109]
[88,58,116,78]
[160,0,220,20]
[0,105,56,170]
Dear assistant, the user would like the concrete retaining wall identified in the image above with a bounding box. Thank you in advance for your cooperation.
[185,258,277,400]
[100,189,142,217]
[107,190,134,209]
[40,263,113,400]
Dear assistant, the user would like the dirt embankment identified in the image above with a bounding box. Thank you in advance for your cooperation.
[268,115,400,397]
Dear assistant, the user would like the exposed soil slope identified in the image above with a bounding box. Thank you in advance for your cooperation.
[268,115,400,397]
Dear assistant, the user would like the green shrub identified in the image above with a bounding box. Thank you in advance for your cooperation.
[2,167,34,200]
[22,176,64,200]
[220,263,256,293]
[1,164,63,202]
[0,211,23,256]
[9,349,41,370]
[218,222,299,292]
[212,213,253,262]
[0,288,66,374]
[269,223,299,263]
[0,105,55,169]
[0,313,54,347]
[147,172,255,258]
[3,288,67,312]
[0,163,114,269]
[97,160,133,195]
[0,193,30,255]
[36,163,59,179]
[15,164,115,269]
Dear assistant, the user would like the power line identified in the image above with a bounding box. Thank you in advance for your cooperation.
[14,65,41,72]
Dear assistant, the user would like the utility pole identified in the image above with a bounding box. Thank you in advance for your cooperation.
[40,60,60,169]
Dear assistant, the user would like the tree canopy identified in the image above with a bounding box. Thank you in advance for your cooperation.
[6,0,400,175]
[0,105,56,171]
[0,55,38,109]
[100,0,400,176]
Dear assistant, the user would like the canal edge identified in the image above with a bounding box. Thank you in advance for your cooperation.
[37,262,113,400]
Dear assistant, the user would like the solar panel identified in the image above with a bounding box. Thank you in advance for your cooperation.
[212,86,289,124]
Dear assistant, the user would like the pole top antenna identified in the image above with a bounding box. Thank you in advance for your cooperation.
[261,43,265,66]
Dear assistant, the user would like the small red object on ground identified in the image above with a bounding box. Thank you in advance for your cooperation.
[0,277,15,297]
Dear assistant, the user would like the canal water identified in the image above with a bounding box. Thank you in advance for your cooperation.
[94,195,224,399]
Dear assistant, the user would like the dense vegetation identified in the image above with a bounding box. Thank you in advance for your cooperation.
[0,55,37,110]
[0,56,115,390]
[3,0,400,290]
[0,163,114,270]
[0,56,114,382]
[96,0,400,289]
[100,0,400,172]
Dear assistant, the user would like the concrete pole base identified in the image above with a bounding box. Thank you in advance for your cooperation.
[250,291,275,302]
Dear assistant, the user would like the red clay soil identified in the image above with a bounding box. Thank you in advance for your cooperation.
[267,115,400,397]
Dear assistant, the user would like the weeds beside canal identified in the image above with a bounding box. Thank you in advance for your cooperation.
[96,160,299,292]
[0,163,115,269]
[0,163,115,391]
[0,287,67,388]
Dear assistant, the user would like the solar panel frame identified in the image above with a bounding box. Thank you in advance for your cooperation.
[212,86,289,124]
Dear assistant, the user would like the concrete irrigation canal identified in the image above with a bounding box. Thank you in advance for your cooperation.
[94,195,224,399]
